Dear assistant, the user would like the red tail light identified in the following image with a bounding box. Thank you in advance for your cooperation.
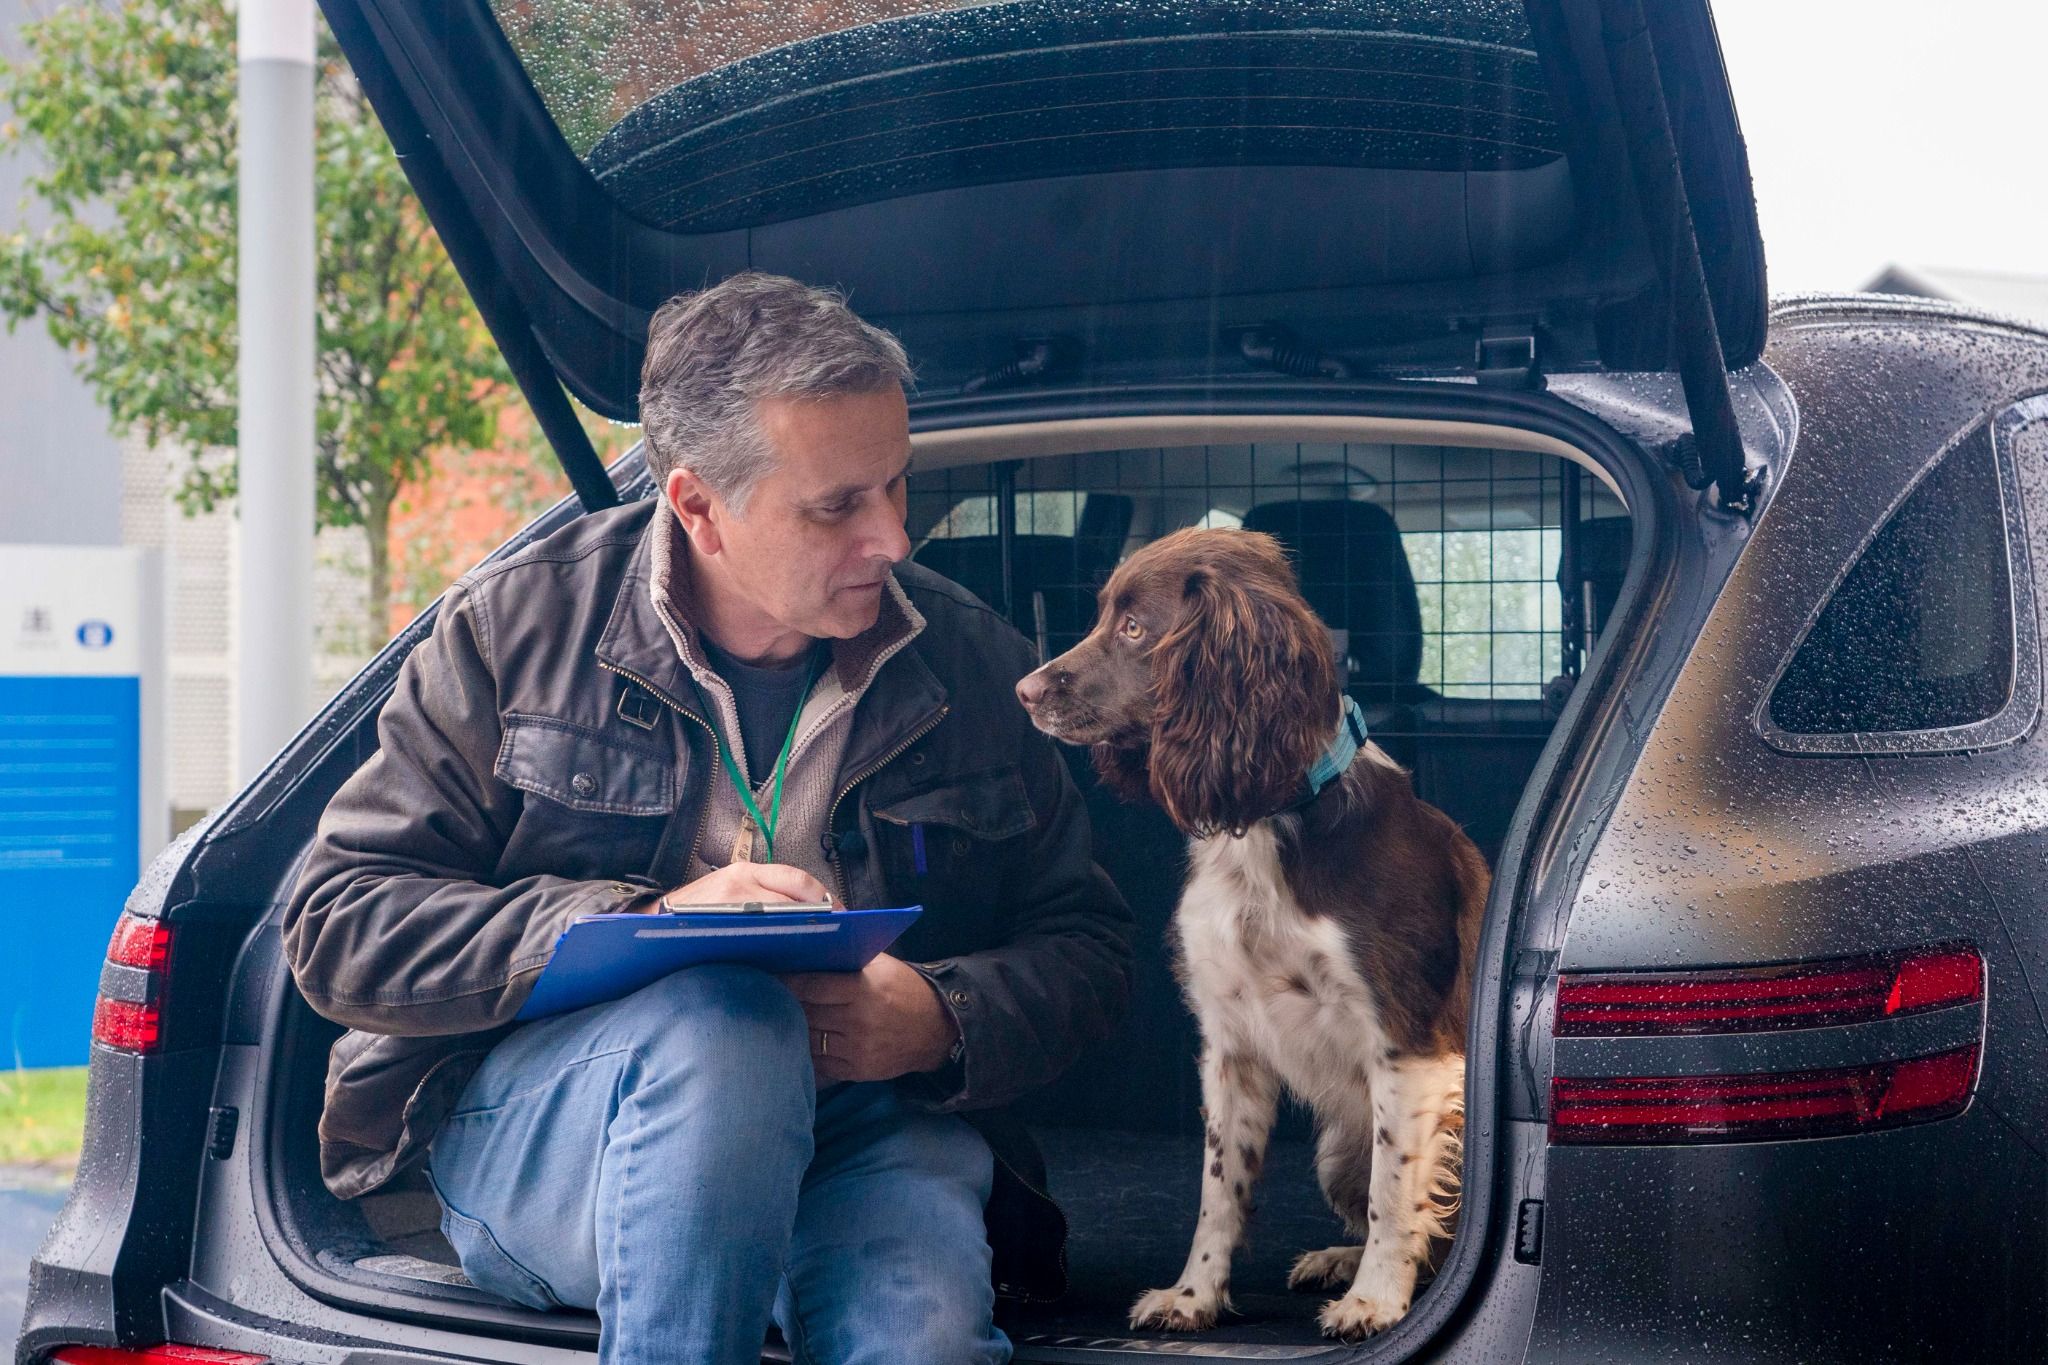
[106,916,171,971]
[1555,944,1983,1037]
[1551,944,1984,1144]
[50,1347,267,1365]
[91,914,171,1054]
[1551,1046,1981,1144]
[89,998,161,1052]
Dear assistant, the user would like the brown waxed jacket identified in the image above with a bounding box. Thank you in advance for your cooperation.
[282,498,1134,1302]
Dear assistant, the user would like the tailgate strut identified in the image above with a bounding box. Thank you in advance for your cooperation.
[1599,0,1755,514]
[496,317,622,516]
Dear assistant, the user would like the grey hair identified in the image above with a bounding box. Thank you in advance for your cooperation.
[638,272,913,512]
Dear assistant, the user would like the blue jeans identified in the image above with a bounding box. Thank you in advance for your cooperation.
[425,964,1012,1365]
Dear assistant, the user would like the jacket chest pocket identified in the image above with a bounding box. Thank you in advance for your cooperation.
[494,714,680,881]
[869,764,1036,916]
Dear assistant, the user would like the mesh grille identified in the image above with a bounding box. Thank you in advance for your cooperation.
[907,440,1625,707]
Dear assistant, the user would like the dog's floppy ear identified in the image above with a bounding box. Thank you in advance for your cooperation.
[1147,544,1338,837]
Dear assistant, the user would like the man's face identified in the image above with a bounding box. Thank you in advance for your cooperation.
[673,387,913,645]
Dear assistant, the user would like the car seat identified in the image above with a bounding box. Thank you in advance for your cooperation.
[911,494,1134,656]
[1241,497,1546,867]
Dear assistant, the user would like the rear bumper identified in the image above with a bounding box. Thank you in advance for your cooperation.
[1523,1102,2045,1363]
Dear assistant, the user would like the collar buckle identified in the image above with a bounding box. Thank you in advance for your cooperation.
[616,685,663,731]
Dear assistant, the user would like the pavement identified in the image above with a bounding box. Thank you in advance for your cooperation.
[2,1167,73,1347]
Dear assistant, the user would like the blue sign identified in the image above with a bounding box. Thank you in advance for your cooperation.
[0,545,160,1068]
[0,675,141,1065]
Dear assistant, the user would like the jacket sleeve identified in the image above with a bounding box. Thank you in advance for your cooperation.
[905,637,1136,1113]
[283,581,646,1036]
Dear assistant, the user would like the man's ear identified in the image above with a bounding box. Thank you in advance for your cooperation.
[666,467,724,557]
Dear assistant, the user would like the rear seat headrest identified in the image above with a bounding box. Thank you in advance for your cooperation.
[909,494,1135,637]
[1240,500,1423,698]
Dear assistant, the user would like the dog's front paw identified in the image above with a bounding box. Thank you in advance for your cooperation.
[1130,1284,1225,1332]
[1318,1293,1408,1342]
[1288,1245,1363,1291]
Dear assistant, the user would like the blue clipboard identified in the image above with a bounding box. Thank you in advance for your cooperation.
[515,904,923,1022]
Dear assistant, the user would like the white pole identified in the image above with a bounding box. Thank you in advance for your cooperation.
[235,0,316,785]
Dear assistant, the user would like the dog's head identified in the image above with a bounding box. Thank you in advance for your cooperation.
[1017,527,1338,836]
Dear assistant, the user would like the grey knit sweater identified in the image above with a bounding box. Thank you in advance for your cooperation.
[648,509,927,895]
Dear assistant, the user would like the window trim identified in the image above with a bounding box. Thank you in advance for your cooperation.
[1754,398,2042,756]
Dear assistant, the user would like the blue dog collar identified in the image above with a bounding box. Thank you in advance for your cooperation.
[1302,696,1370,801]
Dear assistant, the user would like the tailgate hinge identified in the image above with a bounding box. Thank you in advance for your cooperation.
[1474,330,1545,390]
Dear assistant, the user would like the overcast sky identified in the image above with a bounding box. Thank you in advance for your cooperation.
[1710,0,2048,294]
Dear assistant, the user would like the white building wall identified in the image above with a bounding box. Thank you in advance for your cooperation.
[121,435,372,827]
[0,0,124,551]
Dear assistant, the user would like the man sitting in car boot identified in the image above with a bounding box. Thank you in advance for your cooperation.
[284,271,1133,1365]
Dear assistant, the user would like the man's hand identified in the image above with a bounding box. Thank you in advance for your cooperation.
[783,954,959,1086]
[643,862,835,912]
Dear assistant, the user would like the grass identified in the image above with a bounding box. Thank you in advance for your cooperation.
[0,1067,88,1167]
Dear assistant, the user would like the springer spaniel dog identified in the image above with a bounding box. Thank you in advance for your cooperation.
[1016,527,1487,1342]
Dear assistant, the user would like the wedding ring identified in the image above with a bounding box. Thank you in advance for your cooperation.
[814,1030,831,1057]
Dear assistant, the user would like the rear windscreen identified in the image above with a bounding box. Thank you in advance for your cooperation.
[487,0,961,156]
[487,0,1561,232]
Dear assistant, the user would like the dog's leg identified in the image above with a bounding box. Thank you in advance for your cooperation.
[1289,1102,1374,1291]
[1319,1052,1465,1342]
[1129,1046,1279,1332]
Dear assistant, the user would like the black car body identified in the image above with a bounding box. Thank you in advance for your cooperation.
[20,1,2048,1362]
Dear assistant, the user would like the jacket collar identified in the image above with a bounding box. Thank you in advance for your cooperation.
[595,505,943,741]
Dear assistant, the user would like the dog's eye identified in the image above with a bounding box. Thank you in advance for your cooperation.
[1120,616,1144,641]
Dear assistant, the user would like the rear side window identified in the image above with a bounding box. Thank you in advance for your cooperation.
[1766,424,2021,742]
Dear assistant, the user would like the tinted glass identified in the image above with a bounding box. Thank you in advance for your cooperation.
[1769,429,2014,736]
[488,0,1559,231]
[488,0,959,155]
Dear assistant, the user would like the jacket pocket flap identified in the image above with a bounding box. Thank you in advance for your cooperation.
[495,715,676,816]
[872,765,1036,842]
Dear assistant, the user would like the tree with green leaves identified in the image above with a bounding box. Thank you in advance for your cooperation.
[0,0,515,641]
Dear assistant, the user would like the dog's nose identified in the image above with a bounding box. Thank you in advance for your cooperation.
[1016,668,1050,710]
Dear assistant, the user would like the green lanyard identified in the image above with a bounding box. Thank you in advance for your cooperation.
[688,651,822,864]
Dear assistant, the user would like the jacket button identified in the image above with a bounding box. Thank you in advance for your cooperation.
[949,990,971,1008]
[571,772,597,796]
[910,751,926,766]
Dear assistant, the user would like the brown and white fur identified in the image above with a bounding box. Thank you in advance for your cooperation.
[1015,528,1488,1342]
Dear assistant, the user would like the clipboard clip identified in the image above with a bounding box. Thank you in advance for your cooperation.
[671,900,835,915]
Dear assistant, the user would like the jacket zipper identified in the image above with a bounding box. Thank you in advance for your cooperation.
[601,672,1061,1292]
[603,659,948,899]
[597,659,716,883]
[822,704,948,904]
[988,1144,1069,1302]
